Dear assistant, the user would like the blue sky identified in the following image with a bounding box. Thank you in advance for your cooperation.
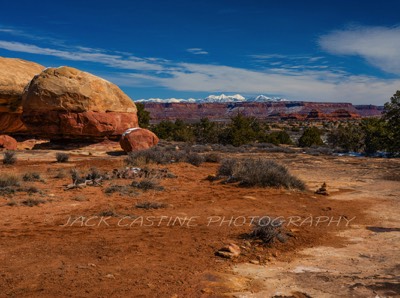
[1,0,400,104]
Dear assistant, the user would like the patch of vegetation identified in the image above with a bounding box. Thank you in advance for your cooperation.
[249,216,286,244]
[21,198,46,207]
[0,187,15,196]
[204,152,221,163]
[136,102,151,128]
[3,151,17,165]
[0,174,20,188]
[298,127,324,147]
[217,158,305,190]
[187,152,204,166]
[22,172,42,182]
[55,152,69,163]
[135,201,168,209]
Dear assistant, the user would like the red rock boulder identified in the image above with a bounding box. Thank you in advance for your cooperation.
[0,57,44,134]
[22,66,138,140]
[0,135,17,150]
[120,128,159,152]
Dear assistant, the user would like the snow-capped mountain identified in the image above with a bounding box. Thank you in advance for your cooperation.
[200,94,246,103]
[136,94,288,103]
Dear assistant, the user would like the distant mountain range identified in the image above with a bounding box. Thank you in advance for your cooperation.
[136,94,288,103]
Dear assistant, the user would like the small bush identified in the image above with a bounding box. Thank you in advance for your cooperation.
[135,201,168,209]
[0,174,20,188]
[56,152,69,163]
[217,158,238,177]
[0,187,15,196]
[204,153,221,163]
[3,151,17,165]
[21,198,45,207]
[22,172,42,182]
[187,152,204,166]
[249,216,285,244]
[298,127,323,147]
[217,158,305,190]
[131,179,164,191]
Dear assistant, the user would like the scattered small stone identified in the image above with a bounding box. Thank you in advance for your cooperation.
[315,182,329,196]
[215,243,241,259]
[105,274,115,279]
[249,260,260,264]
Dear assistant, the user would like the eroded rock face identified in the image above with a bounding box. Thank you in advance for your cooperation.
[120,128,159,152]
[0,135,17,150]
[0,57,44,133]
[22,66,138,139]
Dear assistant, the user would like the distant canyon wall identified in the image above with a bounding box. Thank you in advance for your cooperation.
[143,102,383,123]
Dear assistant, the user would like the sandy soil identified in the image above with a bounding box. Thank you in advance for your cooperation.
[0,146,399,297]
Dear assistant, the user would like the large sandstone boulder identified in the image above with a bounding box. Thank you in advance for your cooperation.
[22,66,138,140]
[0,135,17,150]
[0,57,44,133]
[120,128,159,152]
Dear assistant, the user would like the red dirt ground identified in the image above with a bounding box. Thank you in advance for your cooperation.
[0,152,379,297]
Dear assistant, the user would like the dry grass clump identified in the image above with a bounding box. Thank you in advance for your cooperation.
[0,174,20,188]
[249,216,286,244]
[217,158,305,190]
[22,172,42,182]
[21,198,46,207]
[3,151,17,165]
[55,152,69,163]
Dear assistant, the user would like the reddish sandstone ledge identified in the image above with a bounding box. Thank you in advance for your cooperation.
[22,111,138,140]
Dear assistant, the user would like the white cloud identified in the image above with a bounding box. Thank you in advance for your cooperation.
[0,40,163,71]
[0,37,398,104]
[319,25,400,75]
[186,48,209,55]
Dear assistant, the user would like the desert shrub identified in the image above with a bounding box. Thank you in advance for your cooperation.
[218,113,265,146]
[3,151,16,165]
[298,127,323,147]
[204,152,221,163]
[0,187,15,196]
[135,201,168,209]
[194,118,219,144]
[21,198,45,207]
[217,158,237,177]
[25,186,40,194]
[6,199,18,206]
[249,216,285,244]
[264,131,293,145]
[217,158,305,190]
[136,102,151,128]
[22,172,42,182]
[0,174,20,188]
[131,179,164,191]
[86,167,102,180]
[151,119,194,142]
[327,124,363,152]
[383,90,400,156]
[187,152,204,166]
[56,152,69,163]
